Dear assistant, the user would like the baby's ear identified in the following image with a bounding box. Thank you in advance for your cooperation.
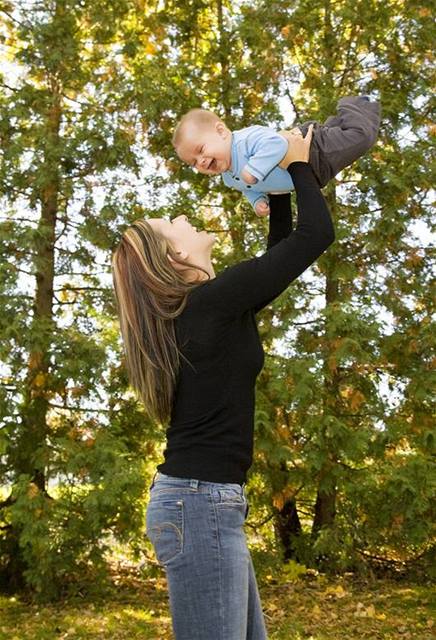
[216,121,229,138]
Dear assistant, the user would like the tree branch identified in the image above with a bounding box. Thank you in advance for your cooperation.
[47,402,114,414]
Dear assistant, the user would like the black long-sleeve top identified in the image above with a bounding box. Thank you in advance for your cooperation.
[157,162,335,484]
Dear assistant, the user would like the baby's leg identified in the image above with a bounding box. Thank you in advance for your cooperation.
[298,96,381,187]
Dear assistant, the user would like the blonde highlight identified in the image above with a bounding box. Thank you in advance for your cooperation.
[111,219,210,424]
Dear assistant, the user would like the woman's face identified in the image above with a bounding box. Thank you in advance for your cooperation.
[147,214,216,269]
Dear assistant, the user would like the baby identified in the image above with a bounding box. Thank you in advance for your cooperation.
[172,96,381,216]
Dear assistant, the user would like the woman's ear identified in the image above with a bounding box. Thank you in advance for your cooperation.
[168,249,188,264]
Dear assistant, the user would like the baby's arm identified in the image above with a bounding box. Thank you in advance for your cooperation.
[241,167,259,184]
[254,200,270,217]
[241,127,289,184]
[244,187,271,217]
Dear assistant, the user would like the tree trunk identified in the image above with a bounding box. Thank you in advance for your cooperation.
[17,87,60,488]
[306,0,342,553]
[216,0,231,120]
[274,496,303,562]
[3,80,61,589]
[312,484,337,534]
[311,185,340,556]
[271,460,303,562]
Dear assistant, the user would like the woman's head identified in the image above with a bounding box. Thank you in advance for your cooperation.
[146,214,216,281]
[111,216,215,424]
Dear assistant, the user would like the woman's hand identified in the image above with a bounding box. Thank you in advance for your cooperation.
[278,124,314,168]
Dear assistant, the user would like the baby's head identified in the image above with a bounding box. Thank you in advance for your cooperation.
[172,109,232,175]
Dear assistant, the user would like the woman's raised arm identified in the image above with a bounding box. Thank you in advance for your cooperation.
[199,126,335,316]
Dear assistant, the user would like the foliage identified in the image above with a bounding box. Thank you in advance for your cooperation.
[0,0,434,599]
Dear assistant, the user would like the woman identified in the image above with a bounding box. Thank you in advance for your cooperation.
[111,124,335,640]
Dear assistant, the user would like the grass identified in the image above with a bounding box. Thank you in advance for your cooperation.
[0,567,434,639]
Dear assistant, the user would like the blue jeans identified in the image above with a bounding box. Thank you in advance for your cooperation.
[146,471,268,640]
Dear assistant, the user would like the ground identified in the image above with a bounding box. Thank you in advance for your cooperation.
[0,567,434,639]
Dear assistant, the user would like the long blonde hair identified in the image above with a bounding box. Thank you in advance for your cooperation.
[111,219,210,424]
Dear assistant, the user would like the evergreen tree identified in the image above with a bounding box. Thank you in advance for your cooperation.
[0,0,433,598]
[0,0,158,597]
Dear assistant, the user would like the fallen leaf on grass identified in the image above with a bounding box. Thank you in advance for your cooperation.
[323,585,348,599]
[354,602,376,618]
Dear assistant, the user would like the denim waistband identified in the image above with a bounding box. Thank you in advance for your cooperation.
[150,470,246,491]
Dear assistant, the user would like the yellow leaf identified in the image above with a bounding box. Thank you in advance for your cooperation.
[27,483,39,498]
[272,493,285,510]
[406,249,424,267]
[144,41,156,56]
[328,356,337,373]
[339,386,351,398]
[350,390,365,411]
[340,387,365,410]
[392,514,404,527]
[354,602,366,617]
[325,584,348,598]
[70,385,86,398]
[60,289,72,302]
[33,372,47,387]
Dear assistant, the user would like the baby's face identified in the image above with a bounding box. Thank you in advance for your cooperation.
[175,122,232,175]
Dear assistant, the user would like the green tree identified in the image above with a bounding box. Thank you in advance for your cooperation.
[0,0,433,600]
[0,0,158,598]
[243,0,434,574]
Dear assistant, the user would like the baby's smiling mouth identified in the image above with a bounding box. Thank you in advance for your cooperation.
[208,158,217,171]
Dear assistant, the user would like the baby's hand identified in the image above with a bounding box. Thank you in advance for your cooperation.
[241,166,258,184]
[255,200,270,217]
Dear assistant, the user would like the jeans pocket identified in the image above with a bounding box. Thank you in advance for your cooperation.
[217,488,246,506]
[146,499,184,566]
